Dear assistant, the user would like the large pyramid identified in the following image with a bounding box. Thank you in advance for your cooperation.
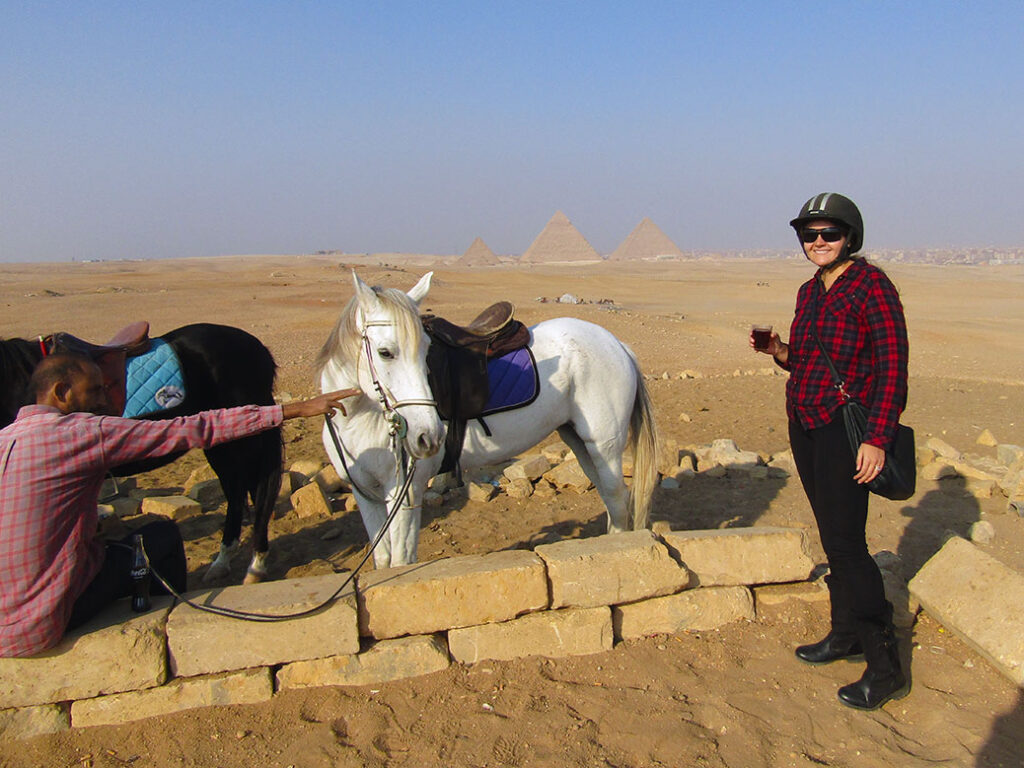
[520,211,601,263]
[456,237,500,266]
[609,217,684,261]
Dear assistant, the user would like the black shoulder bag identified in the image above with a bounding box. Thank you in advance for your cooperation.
[810,294,916,501]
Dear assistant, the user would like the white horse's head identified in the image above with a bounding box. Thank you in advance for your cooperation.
[317,271,444,459]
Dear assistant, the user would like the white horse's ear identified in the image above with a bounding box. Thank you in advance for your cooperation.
[352,271,378,309]
[407,271,433,306]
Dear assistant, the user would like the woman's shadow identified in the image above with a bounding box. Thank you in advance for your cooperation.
[896,472,981,575]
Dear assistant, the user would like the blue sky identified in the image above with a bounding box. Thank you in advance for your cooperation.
[2,1,1021,261]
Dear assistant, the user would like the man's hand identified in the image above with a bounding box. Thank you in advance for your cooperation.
[281,388,361,420]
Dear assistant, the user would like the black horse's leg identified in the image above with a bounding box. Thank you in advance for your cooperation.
[202,442,249,582]
[201,428,282,583]
[243,428,283,583]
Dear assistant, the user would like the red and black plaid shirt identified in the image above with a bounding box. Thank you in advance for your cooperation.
[779,258,908,447]
[0,404,283,657]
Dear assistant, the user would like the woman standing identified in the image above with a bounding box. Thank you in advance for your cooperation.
[753,193,910,710]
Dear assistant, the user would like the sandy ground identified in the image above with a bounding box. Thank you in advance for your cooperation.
[1,256,1022,767]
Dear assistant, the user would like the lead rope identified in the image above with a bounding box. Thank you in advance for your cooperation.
[137,317,428,622]
[140,450,417,622]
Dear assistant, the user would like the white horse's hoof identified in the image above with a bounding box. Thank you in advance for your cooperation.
[242,569,265,585]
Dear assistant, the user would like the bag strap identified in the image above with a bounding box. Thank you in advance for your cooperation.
[809,281,851,403]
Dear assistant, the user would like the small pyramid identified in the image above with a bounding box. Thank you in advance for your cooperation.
[609,217,684,261]
[520,211,601,263]
[456,237,500,266]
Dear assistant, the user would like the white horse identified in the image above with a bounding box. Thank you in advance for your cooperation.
[316,271,658,569]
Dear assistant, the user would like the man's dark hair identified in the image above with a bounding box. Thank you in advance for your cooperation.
[26,353,95,402]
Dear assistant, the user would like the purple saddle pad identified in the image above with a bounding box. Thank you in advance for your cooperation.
[482,347,539,415]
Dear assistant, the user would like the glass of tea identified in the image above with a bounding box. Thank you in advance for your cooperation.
[752,325,773,351]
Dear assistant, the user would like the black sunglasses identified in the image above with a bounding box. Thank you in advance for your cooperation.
[800,227,846,243]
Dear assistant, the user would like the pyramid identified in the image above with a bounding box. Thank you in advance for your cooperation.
[456,237,500,266]
[609,217,684,261]
[520,211,601,263]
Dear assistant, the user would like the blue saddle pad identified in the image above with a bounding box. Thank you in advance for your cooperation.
[481,346,539,416]
[122,339,186,418]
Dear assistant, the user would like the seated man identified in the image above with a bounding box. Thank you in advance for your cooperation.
[0,353,358,657]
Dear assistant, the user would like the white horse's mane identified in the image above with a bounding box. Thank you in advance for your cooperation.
[314,284,424,378]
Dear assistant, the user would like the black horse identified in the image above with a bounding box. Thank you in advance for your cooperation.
[0,323,282,583]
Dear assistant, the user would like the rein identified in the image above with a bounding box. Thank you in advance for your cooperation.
[143,309,436,622]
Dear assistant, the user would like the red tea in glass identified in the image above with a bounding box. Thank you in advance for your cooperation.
[752,325,772,351]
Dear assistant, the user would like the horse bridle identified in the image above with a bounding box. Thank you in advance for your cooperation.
[324,313,437,505]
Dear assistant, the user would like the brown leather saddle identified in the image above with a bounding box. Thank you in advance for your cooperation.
[421,302,530,479]
[45,321,152,416]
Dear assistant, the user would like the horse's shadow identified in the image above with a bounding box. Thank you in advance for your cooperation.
[896,472,981,575]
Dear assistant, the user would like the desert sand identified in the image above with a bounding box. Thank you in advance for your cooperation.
[1,255,1022,767]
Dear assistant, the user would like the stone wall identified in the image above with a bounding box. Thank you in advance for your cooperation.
[1,526,814,739]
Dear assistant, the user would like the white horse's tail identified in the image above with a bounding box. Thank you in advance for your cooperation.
[627,354,658,530]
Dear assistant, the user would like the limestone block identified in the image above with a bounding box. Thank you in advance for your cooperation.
[533,479,557,498]
[504,454,550,483]
[660,476,680,490]
[660,527,815,587]
[543,459,593,493]
[167,575,359,677]
[290,481,332,519]
[996,444,1023,467]
[71,667,272,728]
[969,520,995,544]
[951,461,1003,482]
[909,537,1024,686]
[976,429,998,447]
[356,550,548,639]
[97,497,142,519]
[100,475,136,499]
[187,478,225,507]
[468,481,498,502]
[448,607,613,663]
[0,703,69,740]
[277,471,295,505]
[613,586,754,640]
[290,459,325,480]
[277,634,450,690]
[753,580,829,610]
[423,490,444,508]
[541,441,570,463]
[0,600,170,708]
[921,461,958,481]
[706,438,762,469]
[998,459,1024,497]
[140,495,201,521]
[184,464,218,493]
[925,437,961,460]
[878,567,919,630]
[966,479,997,499]
[314,464,345,494]
[505,477,534,499]
[700,464,727,478]
[622,453,634,478]
[536,530,691,609]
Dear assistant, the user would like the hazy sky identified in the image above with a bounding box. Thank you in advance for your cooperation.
[2,2,1022,262]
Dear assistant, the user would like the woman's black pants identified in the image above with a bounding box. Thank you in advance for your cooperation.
[67,519,187,631]
[789,416,889,634]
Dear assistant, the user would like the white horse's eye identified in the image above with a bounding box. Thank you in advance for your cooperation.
[377,347,395,360]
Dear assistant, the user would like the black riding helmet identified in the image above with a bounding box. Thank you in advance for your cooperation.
[790,192,864,256]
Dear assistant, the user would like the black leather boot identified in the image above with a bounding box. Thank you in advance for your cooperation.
[796,631,864,665]
[795,574,863,665]
[838,614,909,710]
